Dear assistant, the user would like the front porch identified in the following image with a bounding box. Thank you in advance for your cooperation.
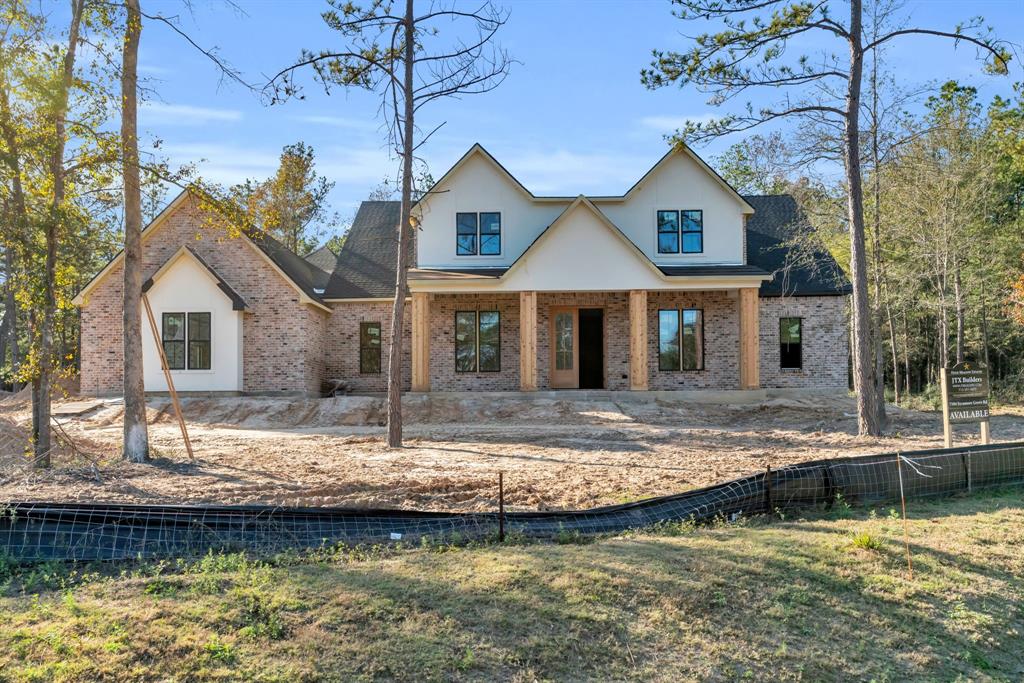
[409,288,761,393]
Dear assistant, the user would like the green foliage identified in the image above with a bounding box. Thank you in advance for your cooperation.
[849,530,883,552]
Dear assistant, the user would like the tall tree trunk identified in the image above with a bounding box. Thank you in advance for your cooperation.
[121,0,148,462]
[980,278,990,370]
[3,239,19,390]
[35,0,84,467]
[385,0,415,449]
[902,309,911,396]
[0,83,27,391]
[868,40,887,417]
[843,0,883,435]
[886,297,900,404]
[953,262,965,364]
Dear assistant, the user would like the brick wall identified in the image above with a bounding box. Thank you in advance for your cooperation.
[759,295,849,389]
[647,290,739,390]
[324,301,411,393]
[536,291,630,391]
[429,293,520,391]
[80,196,327,396]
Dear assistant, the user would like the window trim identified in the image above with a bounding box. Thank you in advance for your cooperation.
[162,312,186,371]
[186,312,212,371]
[779,316,803,370]
[656,209,704,255]
[455,211,502,257]
[657,307,705,372]
[359,321,382,375]
[160,310,213,372]
[454,309,501,373]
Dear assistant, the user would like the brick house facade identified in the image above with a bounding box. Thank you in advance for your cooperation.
[75,145,851,397]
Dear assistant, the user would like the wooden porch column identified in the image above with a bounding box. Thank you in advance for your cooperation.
[519,291,538,391]
[629,289,648,391]
[738,287,760,390]
[411,291,431,392]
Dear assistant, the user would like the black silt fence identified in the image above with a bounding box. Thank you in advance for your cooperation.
[1,441,1022,563]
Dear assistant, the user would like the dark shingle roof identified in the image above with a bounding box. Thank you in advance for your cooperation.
[248,230,332,296]
[325,195,850,299]
[323,201,406,299]
[304,245,338,274]
[742,195,851,297]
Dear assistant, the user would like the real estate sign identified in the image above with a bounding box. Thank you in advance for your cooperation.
[939,361,991,446]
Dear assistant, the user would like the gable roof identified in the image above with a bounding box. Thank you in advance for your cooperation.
[304,245,338,275]
[336,195,850,299]
[73,190,331,311]
[142,246,247,310]
[322,201,407,299]
[420,143,755,212]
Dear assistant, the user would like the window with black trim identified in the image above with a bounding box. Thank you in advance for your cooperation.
[658,308,704,371]
[359,322,381,374]
[162,313,185,370]
[780,317,802,369]
[455,310,500,372]
[656,209,703,254]
[188,313,211,370]
[162,312,210,370]
[456,212,501,256]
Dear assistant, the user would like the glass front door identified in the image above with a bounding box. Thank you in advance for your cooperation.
[550,307,579,388]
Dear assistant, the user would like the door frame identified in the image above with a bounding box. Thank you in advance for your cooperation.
[549,307,579,389]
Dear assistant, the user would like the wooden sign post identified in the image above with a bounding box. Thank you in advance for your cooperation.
[940,361,991,448]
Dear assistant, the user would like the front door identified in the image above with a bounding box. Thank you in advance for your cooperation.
[550,307,578,388]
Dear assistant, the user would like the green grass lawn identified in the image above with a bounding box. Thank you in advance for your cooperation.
[1,491,1023,682]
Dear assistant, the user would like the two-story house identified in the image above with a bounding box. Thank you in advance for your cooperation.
[74,143,850,396]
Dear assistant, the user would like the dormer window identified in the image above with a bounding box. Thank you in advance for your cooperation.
[456,212,501,256]
[657,209,703,254]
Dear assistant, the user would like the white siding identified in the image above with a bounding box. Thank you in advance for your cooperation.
[416,153,568,269]
[598,153,746,265]
[141,255,244,392]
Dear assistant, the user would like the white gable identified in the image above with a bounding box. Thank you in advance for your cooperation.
[500,201,665,292]
[598,151,748,265]
[416,149,567,269]
[141,252,244,392]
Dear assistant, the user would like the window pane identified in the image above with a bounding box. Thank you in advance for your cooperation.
[681,309,702,370]
[780,318,802,369]
[455,312,477,372]
[187,313,211,341]
[554,312,573,370]
[480,234,501,255]
[658,310,680,371]
[781,318,802,344]
[360,322,381,374]
[658,232,680,254]
[185,313,211,370]
[162,313,185,370]
[478,311,500,372]
[681,210,702,232]
[681,232,702,253]
[480,213,500,234]
[162,313,184,340]
[657,210,679,233]
[189,341,211,370]
[657,210,679,254]
[163,341,185,370]
[456,213,478,255]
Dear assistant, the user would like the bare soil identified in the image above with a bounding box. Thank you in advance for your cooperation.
[2,392,1022,512]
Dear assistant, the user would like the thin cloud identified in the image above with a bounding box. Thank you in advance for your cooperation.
[498,148,653,196]
[294,114,379,131]
[141,102,243,125]
[638,113,719,133]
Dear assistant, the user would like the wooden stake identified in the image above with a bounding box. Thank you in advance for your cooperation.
[896,454,913,581]
[980,420,991,445]
[142,294,194,462]
[498,471,505,542]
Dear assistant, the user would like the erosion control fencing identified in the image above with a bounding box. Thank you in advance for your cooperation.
[2,442,1023,563]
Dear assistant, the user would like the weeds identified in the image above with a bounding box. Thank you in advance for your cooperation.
[849,530,883,552]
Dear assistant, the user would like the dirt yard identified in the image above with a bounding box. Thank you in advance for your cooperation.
[2,392,1023,512]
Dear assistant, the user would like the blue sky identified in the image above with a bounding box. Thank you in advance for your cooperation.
[133,0,1023,233]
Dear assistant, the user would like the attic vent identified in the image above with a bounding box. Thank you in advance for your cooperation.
[313,288,325,295]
